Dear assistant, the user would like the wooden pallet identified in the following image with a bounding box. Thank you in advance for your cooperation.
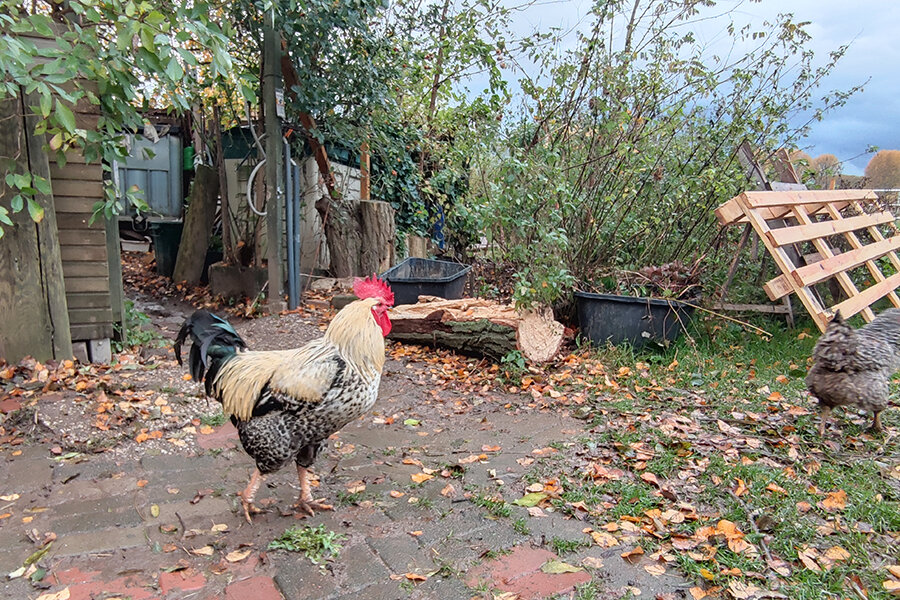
[715,189,900,331]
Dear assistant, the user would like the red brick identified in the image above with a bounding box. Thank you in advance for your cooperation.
[58,572,157,600]
[497,570,591,599]
[159,568,207,594]
[465,545,592,600]
[53,567,102,585]
[225,575,283,600]
[197,422,238,450]
[0,396,22,414]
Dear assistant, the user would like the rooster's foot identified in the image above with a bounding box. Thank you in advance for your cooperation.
[292,498,333,517]
[240,497,264,524]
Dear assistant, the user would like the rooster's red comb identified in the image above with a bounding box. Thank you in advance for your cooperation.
[353,274,394,306]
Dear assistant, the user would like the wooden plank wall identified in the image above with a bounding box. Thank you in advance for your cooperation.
[51,151,114,341]
[12,28,119,346]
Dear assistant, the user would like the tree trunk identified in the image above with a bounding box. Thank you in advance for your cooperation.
[388,296,564,363]
[359,200,395,276]
[173,165,218,284]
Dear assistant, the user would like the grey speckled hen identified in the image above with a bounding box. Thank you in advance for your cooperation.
[806,309,900,435]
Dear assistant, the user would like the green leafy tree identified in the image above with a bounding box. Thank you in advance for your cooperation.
[0,0,235,237]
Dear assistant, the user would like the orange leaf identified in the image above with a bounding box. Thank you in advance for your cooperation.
[404,573,427,582]
[182,374,192,380]
[137,479,148,488]
[481,445,501,452]
[389,490,405,498]
[733,478,747,497]
[620,546,644,563]
[820,490,847,512]
[135,433,149,443]
[410,473,434,484]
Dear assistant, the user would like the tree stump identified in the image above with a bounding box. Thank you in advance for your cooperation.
[173,165,219,284]
[359,200,395,275]
[388,296,564,363]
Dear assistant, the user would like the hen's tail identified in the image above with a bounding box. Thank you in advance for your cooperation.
[811,310,857,372]
[174,310,246,393]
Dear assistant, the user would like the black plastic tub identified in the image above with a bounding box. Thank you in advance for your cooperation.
[575,291,695,349]
[381,258,472,305]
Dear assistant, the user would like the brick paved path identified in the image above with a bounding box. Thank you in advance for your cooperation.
[0,312,686,600]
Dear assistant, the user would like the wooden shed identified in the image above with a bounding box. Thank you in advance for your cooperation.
[0,82,124,363]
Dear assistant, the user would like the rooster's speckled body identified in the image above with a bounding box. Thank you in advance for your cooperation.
[175,277,394,521]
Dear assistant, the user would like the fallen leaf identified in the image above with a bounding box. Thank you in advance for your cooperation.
[481,445,501,452]
[513,492,547,507]
[621,546,644,563]
[820,490,847,512]
[883,580,900,594]
[389,490,405,498]
[136,480,148,488]
[823,546,850,562]
[590,531,618,547]
[346,481,366,494]
[36,589,70,600]
[440,484,456,498]
[225,549,252,562]
[797,548,822,572]
[728,581,761,599]
[541,560,583,574]
[410,473,433,484]
[404,572,428,582]
[403,418,420,426]
[408,530,423,537]
[644,564,666,576]
[0,494,19,502]
[689,587,708,600]
[211,524,229,533]
[581,556,604,569]
[888,565,900,578]
[150,504,160,518]
[191,546,215,556]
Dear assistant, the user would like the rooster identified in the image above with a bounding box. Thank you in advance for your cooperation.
[174,276,394,522]
[806,309,900,435]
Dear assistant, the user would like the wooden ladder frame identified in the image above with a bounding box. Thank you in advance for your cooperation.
[715,189,900,331]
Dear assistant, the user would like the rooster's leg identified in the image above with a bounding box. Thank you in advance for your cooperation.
[818,405,832,437]
[239,468,265,523]
[292,465,333,517]
[872,410,883,432]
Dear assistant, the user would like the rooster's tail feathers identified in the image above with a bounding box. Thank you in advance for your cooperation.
[174,310,246,385]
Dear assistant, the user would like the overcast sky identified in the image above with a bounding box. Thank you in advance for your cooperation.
[506,0,898,176]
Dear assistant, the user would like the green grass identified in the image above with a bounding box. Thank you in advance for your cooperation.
[200,412,227,427]
[471,492,512,518]
[268,524,345,565]
[541,315,900,598]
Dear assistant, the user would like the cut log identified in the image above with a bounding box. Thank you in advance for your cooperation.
[388,296,564,363]
[359,200,395,276]
[173,165,218,284]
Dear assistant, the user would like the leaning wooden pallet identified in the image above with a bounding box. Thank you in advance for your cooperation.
[715,189,900,332]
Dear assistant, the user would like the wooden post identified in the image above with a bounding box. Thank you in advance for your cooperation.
[263,8,285,311]
[360,142,370,201]
[105,218,126,339]
[24,92,72,359]
[0,95,54,361]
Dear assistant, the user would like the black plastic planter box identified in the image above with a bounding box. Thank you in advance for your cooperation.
[381,258,472,305]
[575,291,695,349]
